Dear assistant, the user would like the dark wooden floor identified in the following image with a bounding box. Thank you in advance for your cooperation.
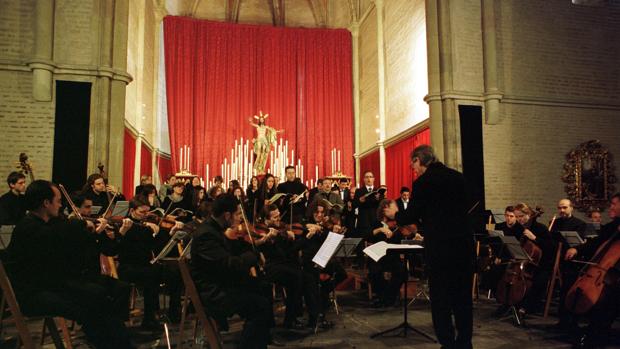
[14,289,619,348]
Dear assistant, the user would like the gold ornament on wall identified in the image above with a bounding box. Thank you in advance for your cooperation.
[562,140,616,212]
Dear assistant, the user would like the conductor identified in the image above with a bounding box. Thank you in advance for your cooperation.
[397,145,475,349]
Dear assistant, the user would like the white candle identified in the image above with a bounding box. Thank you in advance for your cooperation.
[301,164,304,182]
[337,150,341,172]
[206,164,209,186]
[315,165,319,181]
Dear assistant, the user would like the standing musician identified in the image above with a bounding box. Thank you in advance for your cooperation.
[307,178,343,217]
[368,199,420,308]
[5,180,132,348]
[256,173,278,221]
[353,171,383,239]
[511,203,555,317]
[0,172,27,225]
[308,178,323,204]
[116,195,183,328]
[277,166,308,224]
[553,199,587,238]
[396,145,474,349]
[190,193,277,349]
[396,187,411,213]
[564,193,620,348]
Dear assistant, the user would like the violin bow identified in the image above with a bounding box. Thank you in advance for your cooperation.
[58,184,83,220]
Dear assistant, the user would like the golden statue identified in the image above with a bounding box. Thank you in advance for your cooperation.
[249,111,283,175]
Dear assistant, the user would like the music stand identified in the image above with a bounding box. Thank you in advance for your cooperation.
[497,235,531,325]
[559,231,584,248]
[370,245,436,342]
[328,238,363,315]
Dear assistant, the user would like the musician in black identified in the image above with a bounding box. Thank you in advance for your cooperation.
[82,173,114,212]
[277,166,308,224]
[480,206,518,297]
[554,199,587,238]
[510,203,555,316]
[564,193,620,348]
[307,178,343,218]
[6,180,132,348]
[0,171,27,225]
[116,196,183,328]
[308,178,323,204]
[190,193,275,349]
[368,199,408,307]
[353,171,383,239]
[256,174,278,221]
[495,206,519,236]
[397,145,474,349]
[396,187,411,213]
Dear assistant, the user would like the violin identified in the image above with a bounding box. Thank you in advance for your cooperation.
[565,228,620,314]
[144,212,179,230]
[384,219,420,239]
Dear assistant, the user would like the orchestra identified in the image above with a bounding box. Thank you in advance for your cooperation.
[0,152,618,349]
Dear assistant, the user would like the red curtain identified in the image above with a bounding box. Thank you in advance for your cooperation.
[359,150,380,188]
[385,127,430,198]
[163,17,354,183]
[123,129,136,200]
[140,143,152,178]
[157,154,172,182]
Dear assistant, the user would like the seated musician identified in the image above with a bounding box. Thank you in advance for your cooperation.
[564,193,620,348]
[301,202,347,329]
[260,204,308,329]
[116,195,183,328]
[553,199,587,238]
[190,193,276,349]
[82,173,120,212]
[367,199,418,308]
[64,194,131,322]
[495,205,519,236]
[0,172,27,226]
[481,206,518,297]
[5,180,132,348]
[512,203,555,317]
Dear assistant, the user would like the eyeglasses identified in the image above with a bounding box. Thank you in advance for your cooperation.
[558,206,569,209]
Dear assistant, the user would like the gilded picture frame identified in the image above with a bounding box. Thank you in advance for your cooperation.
[562,140,616,212]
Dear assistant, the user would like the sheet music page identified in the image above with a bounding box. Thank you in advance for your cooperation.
[312,232,344,268]
[363,241,423,262]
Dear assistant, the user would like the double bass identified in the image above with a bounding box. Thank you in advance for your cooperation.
[17,153,35,182]
[496,207,549,306]
[565,228,620,315]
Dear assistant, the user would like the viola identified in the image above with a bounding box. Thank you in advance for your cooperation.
[565,229,620,315]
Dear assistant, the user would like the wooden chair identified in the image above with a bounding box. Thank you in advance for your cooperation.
[0,261,72,349]
[177,257,223,349]
[544,241,563,318]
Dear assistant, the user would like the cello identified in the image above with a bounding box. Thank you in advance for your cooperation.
[496,207,548,306]
[565,228,620,315]
[17,153,35,182]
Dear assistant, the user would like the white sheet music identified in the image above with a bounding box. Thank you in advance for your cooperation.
[312,232,344,268]
[363,241,423,262]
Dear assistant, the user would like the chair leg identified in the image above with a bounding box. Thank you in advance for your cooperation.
[57,317,73,349]
[44,317,66,349]
[178,291,190,349]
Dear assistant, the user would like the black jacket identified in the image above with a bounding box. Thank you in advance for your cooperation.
[396,198,409,214]
[553,215,587,238]
[353,186,383,231]
[0,191,26,226]
[397,162,474,268]
[277,179,308,223]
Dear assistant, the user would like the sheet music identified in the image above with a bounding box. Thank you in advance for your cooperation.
[363,241,423,262]
[312,232,344,268]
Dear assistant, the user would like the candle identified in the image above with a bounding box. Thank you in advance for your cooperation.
[337,150,341,172]
[315,165,319,181]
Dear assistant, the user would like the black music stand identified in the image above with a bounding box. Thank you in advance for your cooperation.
[497,235,531,325]
[370,245,436,341]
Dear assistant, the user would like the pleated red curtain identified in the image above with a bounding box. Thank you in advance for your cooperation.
[385,127,430,198]
[163,16,354,182]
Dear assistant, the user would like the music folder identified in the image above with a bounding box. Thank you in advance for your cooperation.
[312,232,344,268]
[363,241,423,262]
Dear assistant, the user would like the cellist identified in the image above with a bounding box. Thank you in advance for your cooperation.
[512,203,555,317]
[564,193,620,348]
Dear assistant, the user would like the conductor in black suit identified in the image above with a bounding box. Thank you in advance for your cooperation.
[397,145,474,349]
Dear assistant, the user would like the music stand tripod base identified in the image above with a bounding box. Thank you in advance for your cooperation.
[369,248,436,342]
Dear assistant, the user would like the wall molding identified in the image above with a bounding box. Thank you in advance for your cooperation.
[384,120,430,148]
[0,59,133,84]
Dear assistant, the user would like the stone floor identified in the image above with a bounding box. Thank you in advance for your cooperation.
[8,289,619,348]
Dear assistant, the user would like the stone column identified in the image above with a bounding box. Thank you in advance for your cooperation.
[375,0,387,185]
[482,0,502,125]
[32,0,54,101]
[424,0,444,161]
[350,23,361,185]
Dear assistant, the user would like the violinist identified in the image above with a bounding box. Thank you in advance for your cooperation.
[259,204,307,329]
[190,193,276,349]
[564,193,620,348]
[63,194,130,323]
[277,165,308,224]
[301,202,346,329]
[0,172,27,225]
[5,180,132,348]
[553,199,587,238]
[512,203,555,317]
[116,195,183,328]
[367,199,410,308]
